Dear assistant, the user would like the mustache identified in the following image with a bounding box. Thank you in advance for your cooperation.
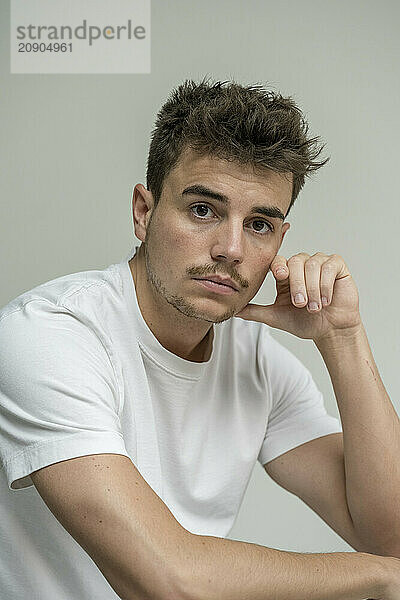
[187,265,249,289]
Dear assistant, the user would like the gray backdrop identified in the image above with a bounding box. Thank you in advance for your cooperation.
[1,0,399,553]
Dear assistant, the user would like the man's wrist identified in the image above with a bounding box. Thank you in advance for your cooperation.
[314,321,365,353]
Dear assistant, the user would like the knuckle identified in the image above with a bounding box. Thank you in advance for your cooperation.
[305,259,320,269]
[291,277,305,287]
[322,262,336,273]
[287,256,303,266]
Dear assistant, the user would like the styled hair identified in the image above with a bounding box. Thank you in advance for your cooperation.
[146,76,329,218]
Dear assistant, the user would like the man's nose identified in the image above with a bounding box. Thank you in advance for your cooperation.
[210,219,244,265]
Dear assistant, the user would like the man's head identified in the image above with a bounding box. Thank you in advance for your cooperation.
[132,77,329,325]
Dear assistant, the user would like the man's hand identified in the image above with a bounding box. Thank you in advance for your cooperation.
[235,252,362,344]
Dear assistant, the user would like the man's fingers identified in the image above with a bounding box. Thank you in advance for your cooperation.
[270,256,288,278]
[287,255,308,306]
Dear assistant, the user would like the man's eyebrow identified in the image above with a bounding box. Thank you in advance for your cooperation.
[181,184,286,221]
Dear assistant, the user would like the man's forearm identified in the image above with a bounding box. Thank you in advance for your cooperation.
[178,532,386,600]
[315,322,400,556]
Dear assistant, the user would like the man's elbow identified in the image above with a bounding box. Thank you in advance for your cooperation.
[374,545,400,561]
[358,536,400,561]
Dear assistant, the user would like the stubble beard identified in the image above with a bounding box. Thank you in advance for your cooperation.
[143,228,237,324]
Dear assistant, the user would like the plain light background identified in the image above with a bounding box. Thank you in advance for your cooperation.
[1,0,399,553]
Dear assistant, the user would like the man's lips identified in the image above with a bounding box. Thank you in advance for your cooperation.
[193,276,239,291]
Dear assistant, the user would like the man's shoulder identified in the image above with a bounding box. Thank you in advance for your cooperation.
[0,262,120,325]
[0,265,122,388]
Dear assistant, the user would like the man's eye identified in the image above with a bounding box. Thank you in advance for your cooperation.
[190,204,273,235]
[190,204,214,218]
[250,220,274,234]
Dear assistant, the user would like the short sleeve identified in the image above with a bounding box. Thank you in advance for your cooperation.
[0,300,129,491]
[257,330,342,466]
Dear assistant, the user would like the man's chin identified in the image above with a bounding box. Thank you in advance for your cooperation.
[200,307,237,324]
[159,288,240,324]
[173,303,236,324]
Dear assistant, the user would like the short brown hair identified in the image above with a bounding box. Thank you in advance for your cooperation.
[146,76,329,218]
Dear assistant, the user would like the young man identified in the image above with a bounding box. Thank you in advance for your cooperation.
[1,78,399,600]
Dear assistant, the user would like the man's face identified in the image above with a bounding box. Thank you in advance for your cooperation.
[137,147,292,324]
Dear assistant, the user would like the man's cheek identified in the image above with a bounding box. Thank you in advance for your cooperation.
[256,264,273,289]
[246,271,267,297]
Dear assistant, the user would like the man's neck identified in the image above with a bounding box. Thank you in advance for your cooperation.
[128,248,214,362]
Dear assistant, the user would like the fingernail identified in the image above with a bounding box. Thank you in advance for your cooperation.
[295,293,305,304]
[276,268,287,276]
[322,296,328,305]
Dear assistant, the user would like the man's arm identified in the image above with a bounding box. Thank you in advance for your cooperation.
[315,322,400,557]
[179,533,391,600]
[236,252,400,559]
[32,452,395,600]
[31,453,188,600]
[263,432,367,551]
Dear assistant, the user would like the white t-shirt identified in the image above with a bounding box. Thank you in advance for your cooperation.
[0,244,342,599]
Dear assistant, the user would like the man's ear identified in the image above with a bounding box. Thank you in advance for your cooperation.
[132,184,155,242]
[278,222,290,249]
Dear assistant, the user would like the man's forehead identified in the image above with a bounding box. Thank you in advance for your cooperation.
[167,147,293,215]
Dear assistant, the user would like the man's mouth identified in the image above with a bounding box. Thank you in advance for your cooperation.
[193,278,238,295]
[193,276,239,291]
[202,279,233,289]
